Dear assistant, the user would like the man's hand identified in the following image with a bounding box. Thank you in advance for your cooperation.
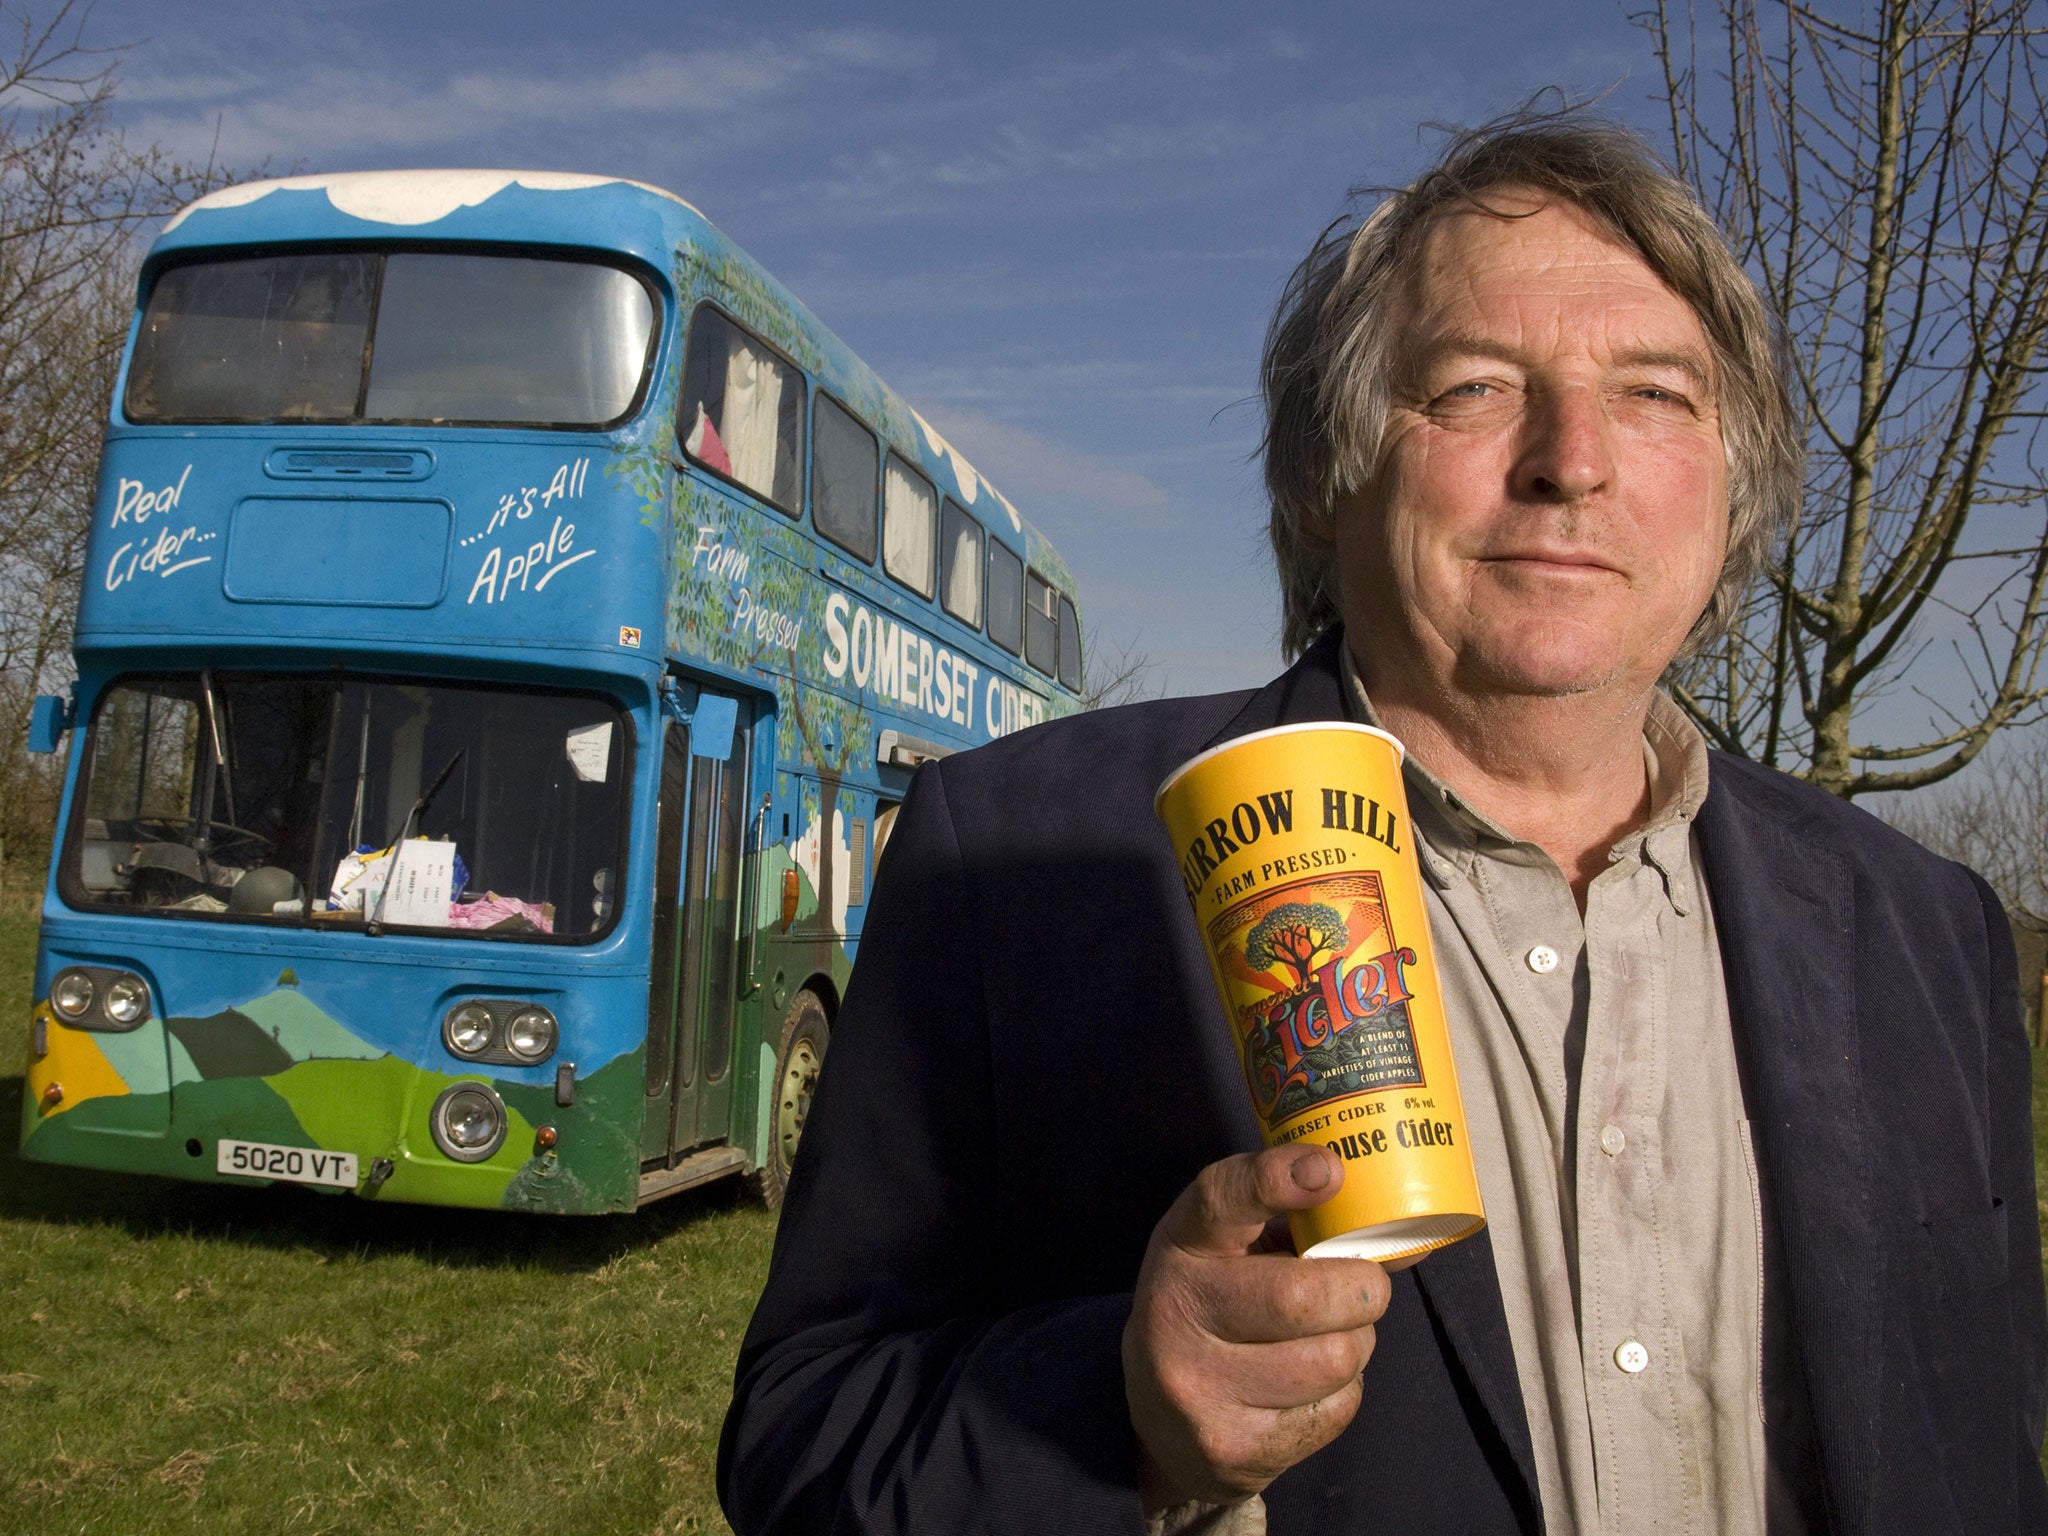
[1121,1144,1391,1515]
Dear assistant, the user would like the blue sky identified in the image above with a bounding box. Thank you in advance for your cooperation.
[84,0,1669,697]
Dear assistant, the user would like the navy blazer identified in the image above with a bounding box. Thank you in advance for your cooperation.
[720,634,2048,1534]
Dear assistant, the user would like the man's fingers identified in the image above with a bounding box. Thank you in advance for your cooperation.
[1126,1148,1389,1510]
[1202,1326,1382,1412]
[1194,1254,1391,1344]
[1171,1368,1369,1499]
[1156,1145,1344,1255]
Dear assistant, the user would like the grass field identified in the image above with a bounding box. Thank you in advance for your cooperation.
[0,905,774,1536]
[4,905,2047,1533]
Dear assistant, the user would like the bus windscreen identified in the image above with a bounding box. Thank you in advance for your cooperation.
[62,674,629,941]
[124,251,657,427]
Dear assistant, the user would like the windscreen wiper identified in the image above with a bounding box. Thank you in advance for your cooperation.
[347,706,370,854]
[366,748,465,936]
[188,670,226,852]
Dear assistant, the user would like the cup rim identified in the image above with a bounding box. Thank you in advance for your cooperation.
[1154,720,1408,812]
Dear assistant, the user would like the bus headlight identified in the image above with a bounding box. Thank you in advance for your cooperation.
[50,969,95,1020]
[442,1002,495,1058]
[505,1006,558,1063]
[103,975,150,1025]
[430,1083,506,1163]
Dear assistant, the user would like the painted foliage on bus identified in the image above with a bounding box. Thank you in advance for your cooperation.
[20,170,1084,1212]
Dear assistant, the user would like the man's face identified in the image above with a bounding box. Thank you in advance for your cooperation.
[1332,194,1729,705]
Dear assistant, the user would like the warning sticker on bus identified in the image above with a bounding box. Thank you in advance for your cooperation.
[216,1139,358,1188]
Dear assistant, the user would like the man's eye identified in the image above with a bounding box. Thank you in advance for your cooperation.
[1442,381,1492,400]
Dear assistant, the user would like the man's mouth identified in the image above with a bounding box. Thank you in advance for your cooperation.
[1477,550,1620,576]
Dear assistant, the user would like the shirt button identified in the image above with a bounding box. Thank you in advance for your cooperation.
[1525,944,1559,974]
[1614,1339,1650,1374]
[1599,1124,1627,1157]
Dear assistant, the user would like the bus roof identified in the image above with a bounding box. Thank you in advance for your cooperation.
[150,169,1073,597]
[163,169,708,232]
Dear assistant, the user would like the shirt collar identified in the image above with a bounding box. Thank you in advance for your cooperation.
[1337,646,1709,911]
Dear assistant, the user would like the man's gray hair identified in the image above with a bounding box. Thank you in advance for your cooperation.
[1261,105,1802,659]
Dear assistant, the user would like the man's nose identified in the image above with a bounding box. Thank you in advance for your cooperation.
[1513,383,1614,502]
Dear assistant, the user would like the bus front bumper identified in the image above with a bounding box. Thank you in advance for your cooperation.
[19,1001,639,1214]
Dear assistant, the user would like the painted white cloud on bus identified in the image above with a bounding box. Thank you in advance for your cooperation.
[914,404,1167,526]
[908,410,1025,533]
[911,409,981,511]
[788,808,853,936]
[165,170,702,231]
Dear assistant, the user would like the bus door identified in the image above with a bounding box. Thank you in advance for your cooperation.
[640,691,750,1166]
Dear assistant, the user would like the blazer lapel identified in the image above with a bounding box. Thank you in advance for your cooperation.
[1204,631,1543,1521]
[1696,760,1879,1535]
[1197,630,1351,749]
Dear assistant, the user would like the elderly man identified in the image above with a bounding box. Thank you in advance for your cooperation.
[719,112,2047,1535]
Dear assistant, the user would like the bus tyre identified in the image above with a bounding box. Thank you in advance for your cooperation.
[753,990,829,1208]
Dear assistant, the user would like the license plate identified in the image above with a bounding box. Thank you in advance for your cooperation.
[216,1139,358,1188]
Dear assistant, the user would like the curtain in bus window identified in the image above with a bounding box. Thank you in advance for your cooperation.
[882,455,936,596]
[681,308,802,513]
[1025,571,1058,675]
[941,500,983,626]
[722,338,792,500]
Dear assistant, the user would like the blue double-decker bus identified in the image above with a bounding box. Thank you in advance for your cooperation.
[18,170,1085,1212]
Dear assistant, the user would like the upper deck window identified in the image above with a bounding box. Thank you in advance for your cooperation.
[1025,570,1059,677]
[987,539,1023,655]
[812,395,878,564]
[939,499,982,626]
[1057,594,1083,692]
[882,453,936,598]
[681,305,804,513]
[126,251,657,428]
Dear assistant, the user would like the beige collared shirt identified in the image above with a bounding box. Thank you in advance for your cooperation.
[1152,665,1785,1536]
[1341,658,1770,1534]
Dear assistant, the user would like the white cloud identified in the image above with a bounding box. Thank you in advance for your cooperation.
[115,26,931,167]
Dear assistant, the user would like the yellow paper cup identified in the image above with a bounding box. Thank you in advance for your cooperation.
[1156,723,1485,1262]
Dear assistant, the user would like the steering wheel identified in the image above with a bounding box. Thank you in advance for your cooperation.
[131,816,273,859]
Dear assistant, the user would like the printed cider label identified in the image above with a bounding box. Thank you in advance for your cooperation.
[1209,869,1425,1134]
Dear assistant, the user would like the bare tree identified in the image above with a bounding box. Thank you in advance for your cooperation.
[1885,735,2048,1038]
[1888,741,2048,927]
[0,2,230,885]
[1638,0,2048,798]
[1080,635,1160,710]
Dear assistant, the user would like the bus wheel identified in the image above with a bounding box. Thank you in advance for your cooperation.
[752,989,829,1208]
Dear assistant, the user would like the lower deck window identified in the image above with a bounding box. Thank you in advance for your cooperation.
[63,674,629,942]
